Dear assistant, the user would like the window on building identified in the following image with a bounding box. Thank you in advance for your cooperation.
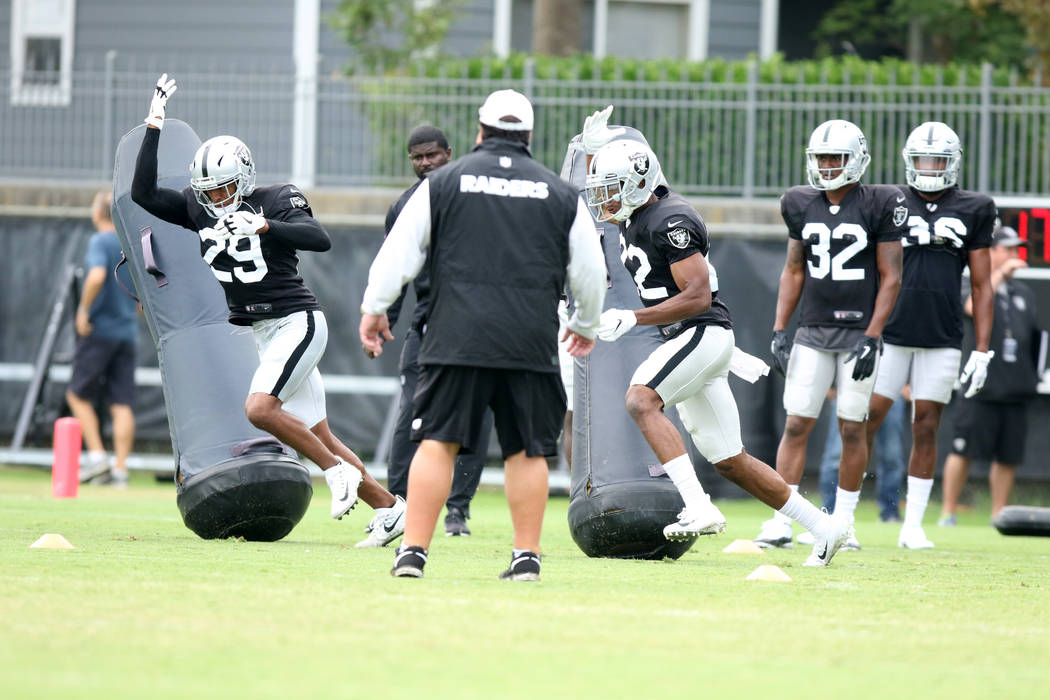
[603,1,692,60]
[10,0,77,105]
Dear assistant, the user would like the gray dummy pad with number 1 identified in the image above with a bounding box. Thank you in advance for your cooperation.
[561,128,698,560]
[111,120,312,541]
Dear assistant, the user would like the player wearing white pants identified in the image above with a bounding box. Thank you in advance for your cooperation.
[633,325,743,464]
[247,310,407,546]
[783,343,881,421]
[584,120,849,567]
[249,310,329,428]
[758,118,905,551]
[874,345,961,405]
[868,346,960,544]
[132,74,405,545]
[869,121,996,550]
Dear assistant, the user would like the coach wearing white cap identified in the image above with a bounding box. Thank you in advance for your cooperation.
[360,89,607,581]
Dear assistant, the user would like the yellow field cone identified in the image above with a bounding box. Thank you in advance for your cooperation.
[745,564,791,582]
[29,533,75,549]
[722,539,765,554]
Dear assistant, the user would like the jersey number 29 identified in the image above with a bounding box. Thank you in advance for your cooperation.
[200,230,268,283]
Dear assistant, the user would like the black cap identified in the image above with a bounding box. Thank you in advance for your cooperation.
[992,225,1023,247]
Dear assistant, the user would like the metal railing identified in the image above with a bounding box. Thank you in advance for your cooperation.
[2,57,1049,197]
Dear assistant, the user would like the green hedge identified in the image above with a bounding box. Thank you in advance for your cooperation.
[349,53,1048,196]
[390,53,1030,87]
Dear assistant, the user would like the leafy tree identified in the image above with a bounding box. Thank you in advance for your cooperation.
[326,0,465,73]
[972,0,1050,77]
[813,0,1028,69]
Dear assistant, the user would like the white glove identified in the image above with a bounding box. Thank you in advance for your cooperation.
[199,226,230,243]
[729,347,770,384]
[582,105,626,154]
[597,308,637,342]
[959,350,995,398]
[219,211,266,236]
[144,73,177,129]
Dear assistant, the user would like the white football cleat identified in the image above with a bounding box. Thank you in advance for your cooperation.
[663,499,727,540]
[325,460,363,520]
[841,525,862,551]
[796,530,815,546]
[754,517,794,549]
[898,524,935,549]
[355,496,407,548]
[803,514,850,567]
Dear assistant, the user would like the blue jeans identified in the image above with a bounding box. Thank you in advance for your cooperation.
[819,396,906,520]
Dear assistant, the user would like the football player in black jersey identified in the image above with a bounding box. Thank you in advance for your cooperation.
[755,119,904,552]
[866,122,994,549]
[585,115,850,567]
[131,74,405,544]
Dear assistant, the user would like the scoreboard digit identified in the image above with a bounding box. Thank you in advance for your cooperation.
[998,205,1050,266]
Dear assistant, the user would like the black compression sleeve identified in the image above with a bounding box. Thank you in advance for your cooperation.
[130,128,194,230]
[265,218,331,252]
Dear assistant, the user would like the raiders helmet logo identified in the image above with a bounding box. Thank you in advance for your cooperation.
[667,227,691,249]
[893,205,908,227]
[629,152,650,176]
[237,147,251,167]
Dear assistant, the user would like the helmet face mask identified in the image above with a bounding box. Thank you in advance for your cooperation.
[585,140,662,222]
[190,135,257,218]
[805,120,871,191]
[902,122,962,192]
[585,174,627,222]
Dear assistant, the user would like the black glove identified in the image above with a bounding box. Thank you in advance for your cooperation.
[845,335,882,380]
[770,330,791,376]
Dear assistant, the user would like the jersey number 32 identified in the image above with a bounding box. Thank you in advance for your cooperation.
[801,222,867,281]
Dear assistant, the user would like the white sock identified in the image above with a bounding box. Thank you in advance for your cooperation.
[661,454,708,511]
[773,484,799,525]
[904,476,934,528]
[832,488,860,523]
[778,490,824,533]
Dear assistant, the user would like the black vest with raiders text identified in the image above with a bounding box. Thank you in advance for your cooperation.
[419,137,582,372]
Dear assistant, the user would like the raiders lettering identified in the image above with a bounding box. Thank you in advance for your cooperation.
[459,174,550,199]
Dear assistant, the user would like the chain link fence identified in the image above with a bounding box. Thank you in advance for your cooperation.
[3,58,1049,197]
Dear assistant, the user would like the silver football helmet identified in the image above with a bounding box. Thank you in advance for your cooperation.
[585,140,662,222]
[902,121,962,192]
[189,135,257,218]
[805,119,871,190]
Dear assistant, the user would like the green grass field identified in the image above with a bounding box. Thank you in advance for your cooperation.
[2,465,1048,700]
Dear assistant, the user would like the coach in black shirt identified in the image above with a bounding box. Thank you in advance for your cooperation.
[940,226,1042,523]
[360,89,607,581]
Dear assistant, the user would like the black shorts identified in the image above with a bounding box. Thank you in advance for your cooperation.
[68,336,136,407]
[949,397,1028,465]
[411,365,566,459]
